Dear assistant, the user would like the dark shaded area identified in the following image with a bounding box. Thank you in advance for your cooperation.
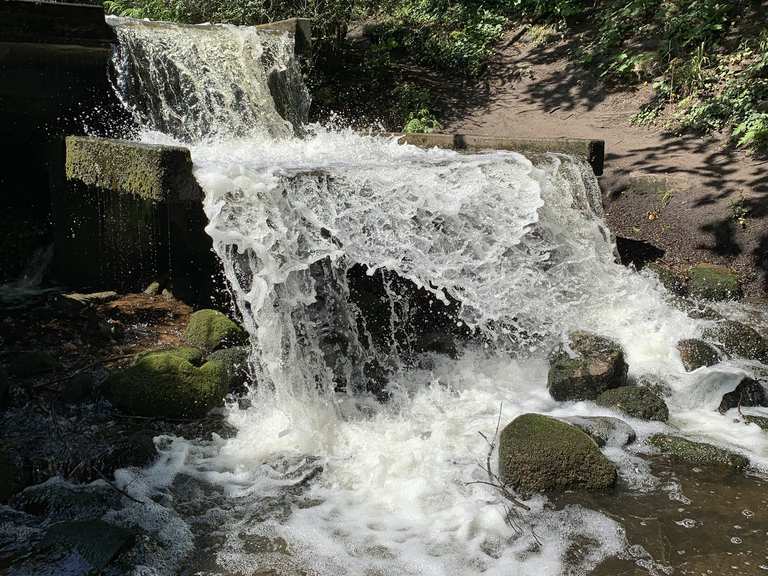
[615,236,665,269]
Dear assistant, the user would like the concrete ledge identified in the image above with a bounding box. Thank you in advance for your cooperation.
[65,137,202,202]
[396,133,605,176]
[255,17,312,55]
[0,1,114,49]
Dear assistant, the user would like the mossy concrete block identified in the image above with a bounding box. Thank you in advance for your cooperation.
[548,331,628,401]
[703,320,768,363]
[648,434,748,471]
[596,386,669,421]
[186,309,247,352]
[65,136,202,202]
[105,353,228,419]
[254,17,312,54]
[677,338,721,372]
[498,413,617,493]
[688,264,741,301]
[395,133,605,175]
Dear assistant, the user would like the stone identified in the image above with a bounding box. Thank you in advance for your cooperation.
[8,350,59,378]
[63,291,119,305]
[63,372,95,403]
[744,414,768,430]
[547,331,628,401]
[498,413,617,493]
[703,320,768,363]
[207,346,251,392]
[596,386,669,422]
[687,263,741,301]
[647,262,686,296]
[186,309,247,352]
[40,520,134,572]
[635,374,672,397]
[144,281,161,295]
[560,415,636,447]
[718,377,767,413]
[0,367,9,410]
[0,443,22,502]
[677,338,721,371]
[138,346,205,367]
[648,434,749,471]
[105,353,228,419]
[100,431,158,472]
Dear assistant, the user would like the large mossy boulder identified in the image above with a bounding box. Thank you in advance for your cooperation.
[687,263,741,301]
[498,414,617,493]
[185,309,247,352]
[718,377,767,413]
[596,386,669,421]
[677,338,721,372]
[702,321,768,363]
[560,415,636,448]
[207,346,251,392]
[105,352,228,419]
[548,331,628,401]
[138,346,204,366]
[648,434,748,471]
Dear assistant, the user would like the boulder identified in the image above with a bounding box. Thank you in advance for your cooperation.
[687,263,741,301]
[498,413,617,493]
[647,262,686,295]
[547,331,628,401]
[648,434,748,471]
[560,415,636,447]
[0,443,22,502]
[40,520,134,572]
[138,346,204,366]
[703,321,768,363]
[207,346,251,392]
[596,386,669,422]
[677,339,721,372]
[105,352,228,419]
[185,309,247,351]
[718,377,767,413]
[744,414,768,430]
[8,350,59,378]
[635,374,672,397]
[0,366,9,410]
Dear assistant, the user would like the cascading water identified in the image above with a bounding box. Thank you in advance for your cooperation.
[105,18,768,576]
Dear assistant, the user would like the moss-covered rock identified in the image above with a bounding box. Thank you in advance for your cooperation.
[186,309,247,352]
[105,352,228,419]
[635,374,672,397]
[702,320,768,363]
[498,413,617,493]
[8,351,59,378]
[207,346,251,392]
[744,415,768,430]
[677,339,721,372]
[718,377,766,413]
[687,264,741,301]
[648,434,748,471]
[547,331,628,401]
[138,346,204,366]
[596,386,669,422]
[560,415,636,448]
[647,262,687,296]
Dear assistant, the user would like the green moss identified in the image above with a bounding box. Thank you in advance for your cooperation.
[206,346,251,390]
[596,386,669,421]
[105,352,228,418]
[498,413,617,494]
[648,434,748,471]
[688,264,741,301]
[186,309,247,352]
[138,346,204,366]
[677,339,721,372]
[703,320,768,363]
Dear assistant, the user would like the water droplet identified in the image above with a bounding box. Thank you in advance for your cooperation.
[742,509,754,518]
[675,519,698,528]
[731,537,743,544]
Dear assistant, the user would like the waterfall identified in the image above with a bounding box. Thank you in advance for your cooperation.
[106,19,768,576]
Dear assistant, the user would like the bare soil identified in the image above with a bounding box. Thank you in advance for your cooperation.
[441,28,768,299]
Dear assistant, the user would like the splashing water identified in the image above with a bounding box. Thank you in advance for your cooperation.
[105,18,768,576]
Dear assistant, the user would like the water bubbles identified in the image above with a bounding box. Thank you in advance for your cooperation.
[675,519,699,529]
[730,536,743,544]
[742,509,754,518]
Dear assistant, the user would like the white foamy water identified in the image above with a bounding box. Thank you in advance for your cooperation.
[106,18,768,576]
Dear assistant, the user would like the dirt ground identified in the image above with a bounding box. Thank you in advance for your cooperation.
[441,28,768,299]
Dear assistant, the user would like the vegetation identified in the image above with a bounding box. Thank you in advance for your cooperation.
[103,0,768,149]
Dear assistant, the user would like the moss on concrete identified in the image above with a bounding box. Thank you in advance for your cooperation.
[648,434,748,471]
[186,309,247,352]
[498,413,617,493]
[688,264,741,301]
[105,352,228,419]
[596,386,669,421]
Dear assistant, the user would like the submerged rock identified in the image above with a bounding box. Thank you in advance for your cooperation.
[647,262,686,296]
[703,320,768,363]
[498,413,617,493]
[596,386,669,422]
[744,414,768,430]
[687,263,741,301]
[677,338,721,372]
[547,331,628,401]
[635,374,672,397]
[560,415,636,447]
[648,434,748,471]
[185,309,247,352]
[718,377,767,413]
[105,352,228,419]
